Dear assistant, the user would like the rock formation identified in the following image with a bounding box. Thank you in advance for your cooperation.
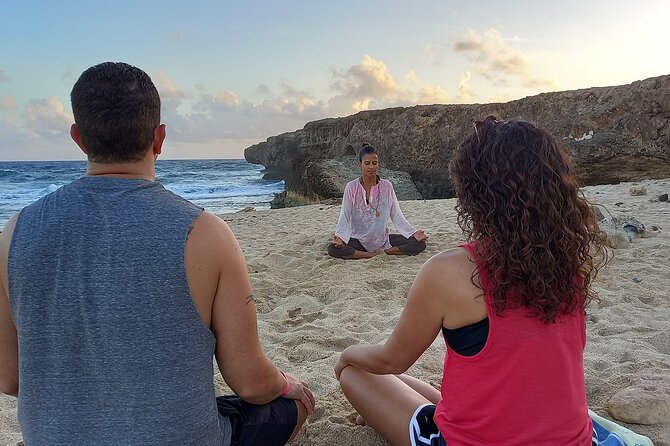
[269,156,422,208]
[245,75,670,205]
[608,371,670,425]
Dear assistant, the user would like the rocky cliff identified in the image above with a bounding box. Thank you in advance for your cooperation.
[245,75,670,204]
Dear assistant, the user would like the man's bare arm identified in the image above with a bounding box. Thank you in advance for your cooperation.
[0,214,19,397]
[185,212,313,410]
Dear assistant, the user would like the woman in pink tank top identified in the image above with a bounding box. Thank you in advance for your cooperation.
[335,117,608,446]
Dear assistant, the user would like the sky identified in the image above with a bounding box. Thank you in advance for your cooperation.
[1,1,669,161]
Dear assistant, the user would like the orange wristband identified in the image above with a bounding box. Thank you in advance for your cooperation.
[279,370,291,397]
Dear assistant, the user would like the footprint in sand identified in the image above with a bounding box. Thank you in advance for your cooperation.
[283,309,326,327]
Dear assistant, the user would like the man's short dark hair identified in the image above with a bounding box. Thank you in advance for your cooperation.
[71,62,160,163]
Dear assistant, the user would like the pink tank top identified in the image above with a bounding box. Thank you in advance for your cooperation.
[433,242,593,445]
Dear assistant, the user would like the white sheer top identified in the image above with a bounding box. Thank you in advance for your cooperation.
[334,178,416,252]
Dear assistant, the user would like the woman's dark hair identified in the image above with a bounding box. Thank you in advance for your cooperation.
[70,62,161,163]
[358,143,378,162]
[449,116,608,323]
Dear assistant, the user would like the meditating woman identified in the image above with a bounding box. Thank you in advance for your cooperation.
[335,117,607,445]
[328,143,427,260]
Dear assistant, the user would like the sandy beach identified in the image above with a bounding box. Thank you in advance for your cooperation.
[1,178,669,445]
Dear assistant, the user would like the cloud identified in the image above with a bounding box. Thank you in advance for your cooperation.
[255,83,272,97]
[156,71,190,100]
[0,69,9,82]
[129,72,319,148]
[421,44,445,66]
[1,96,17,112]
[280,80,313,100]
[327,54,449,114]
[61,70,74,82]
[24,97,73,136]
[416,84,449,105]
[0,106,76,161]
[214,90,240,108]
[1,61,455,160]
[456,71,475,103]
[488,93,513,103]
[453,28,559,90]
[329,55,406,106]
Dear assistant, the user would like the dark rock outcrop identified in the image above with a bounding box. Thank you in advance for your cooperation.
[245,75,670,204]
[269,156,422,208]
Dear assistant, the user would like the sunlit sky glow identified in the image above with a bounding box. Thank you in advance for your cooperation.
[1,0,669,160]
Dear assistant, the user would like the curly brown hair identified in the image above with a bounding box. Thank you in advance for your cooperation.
[449,116,608,323]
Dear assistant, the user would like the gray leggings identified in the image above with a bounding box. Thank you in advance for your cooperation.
[328,234,426,259]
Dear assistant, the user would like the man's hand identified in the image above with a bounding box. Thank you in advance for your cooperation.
[282,371,316,414]
[413,230,428,242]
[333,235,344,248]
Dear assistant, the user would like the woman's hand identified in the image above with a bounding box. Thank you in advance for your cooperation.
[282,370,316,414]
[413,230,428,242]
[333,235,344,248]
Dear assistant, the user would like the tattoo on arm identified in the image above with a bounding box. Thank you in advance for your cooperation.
[245,295,255,305]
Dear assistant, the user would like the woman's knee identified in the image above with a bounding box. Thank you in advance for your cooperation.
[401,238,426,256]
[327,243,343,258]
[338,364,367,396]
[328,243,354,259]
[413,240,427,255]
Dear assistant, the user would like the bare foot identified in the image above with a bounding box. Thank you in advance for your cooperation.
[363,249,382,259]
[384,246,404,255]
[355,414,366,426]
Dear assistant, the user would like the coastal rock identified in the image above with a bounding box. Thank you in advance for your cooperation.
[245,75,670,205]
[604,230,631,249]
[630,185,648,196]
[601,215,648,247]
[270,191,310,209]
[612,216,646,237]
[269,157,421,208]
[591,205,605,222]
[303,156,422,201]
[607,371,670,425]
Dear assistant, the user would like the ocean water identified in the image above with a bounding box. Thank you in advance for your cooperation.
[0,159,284,228]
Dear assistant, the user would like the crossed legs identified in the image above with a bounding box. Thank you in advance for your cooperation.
[328,235,426,259]
[338,366,440,446]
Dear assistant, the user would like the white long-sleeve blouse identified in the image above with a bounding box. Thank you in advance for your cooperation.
[334,178,416,252]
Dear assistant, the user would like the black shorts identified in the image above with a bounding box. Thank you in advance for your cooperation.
[216,395,298,446]
[412,404,601,446]
[410,404,446,446]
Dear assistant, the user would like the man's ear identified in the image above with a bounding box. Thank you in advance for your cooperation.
[70,124,88,154]
[153,124,166,155]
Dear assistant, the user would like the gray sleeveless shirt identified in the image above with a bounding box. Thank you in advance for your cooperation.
[8,176,231,445]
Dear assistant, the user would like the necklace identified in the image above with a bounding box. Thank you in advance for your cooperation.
[365,188,381,218]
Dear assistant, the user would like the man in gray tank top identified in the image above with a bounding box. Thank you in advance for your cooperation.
[0,62,314,446]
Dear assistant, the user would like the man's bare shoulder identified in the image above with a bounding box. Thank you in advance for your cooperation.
[185,211,244,268]
[188,211,235,244]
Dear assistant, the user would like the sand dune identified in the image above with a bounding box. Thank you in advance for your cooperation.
[1,178,669,445]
